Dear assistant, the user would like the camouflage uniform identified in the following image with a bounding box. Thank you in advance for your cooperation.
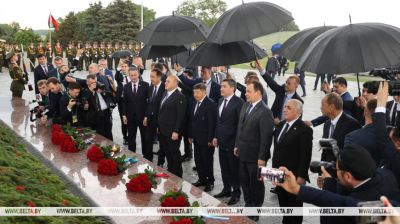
[0,44,5,72]
[9,62,27,97]
[27,45,36,71]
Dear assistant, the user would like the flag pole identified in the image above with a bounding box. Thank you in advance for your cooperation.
[49,13,52,53]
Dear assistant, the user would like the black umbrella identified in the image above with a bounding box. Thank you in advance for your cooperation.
[187,41,266,67]
[171,49,192,67]
[298,23,400,95]
[136,14,209,46]
[278,25,337,61]
[112,50,133,58]
[206,1,293,44]
[139,45,190,60]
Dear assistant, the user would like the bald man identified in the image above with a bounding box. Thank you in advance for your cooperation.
[157,75,187,177]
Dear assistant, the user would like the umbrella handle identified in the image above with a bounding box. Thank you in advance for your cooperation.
[356,73,361,97]
[251,40,258,62]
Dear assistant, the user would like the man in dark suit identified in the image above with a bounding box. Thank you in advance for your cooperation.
[344,99,382,164]
[234,81,274,221]
[59,82,84,126]
[386,95,400,126]
[213,79,244,205]
[177,66,221,103]
[122,67,149,152]
[48,56,63,81]
[114,61,130,145]
[321,93,361,161]
[34,54,54,94]
[45,78,65,123]
[188,83,217,192]
[158,75,187,177]
[143,68,165,162]
[265,54,280,80]
[256,60,303,125]
[236,72,268,105]
[272,99,313,224]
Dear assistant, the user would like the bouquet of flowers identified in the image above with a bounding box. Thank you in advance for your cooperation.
[97,155,127,176]
[86,144,112,162]
[51,124,93,153]
[126,167,157,193]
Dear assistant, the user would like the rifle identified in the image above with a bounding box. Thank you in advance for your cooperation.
[21,44,33,91]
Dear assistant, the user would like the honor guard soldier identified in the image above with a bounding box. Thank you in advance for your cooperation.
[106,42,114,70]
[0,41,5,72]
[66,42,76,68]
[99,42,106,60]
[55,41,63,58]
[45,42,53,64]
[113,42,121,67]
[7,51,27,98]
[36,41,45,56]
[13,44,22,66]
[91,41,99,64]
[83,42,91,70]
[27,42,36,71]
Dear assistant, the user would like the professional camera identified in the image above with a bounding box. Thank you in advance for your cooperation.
[258,167,285,183]
[94,82,105,91]
[29,98,49,122]
[309,139,339,177]
[368,68,400,95]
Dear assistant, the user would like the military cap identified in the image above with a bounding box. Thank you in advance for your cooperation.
[5,50,16,60]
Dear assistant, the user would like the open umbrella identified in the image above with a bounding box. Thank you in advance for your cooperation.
[139,45,190,60]
[206,1,293,44]
[112,50,133,58]
[136,14,209,46]
[298,23,400,95]
[278,25,337,61]
[186,40,266,67]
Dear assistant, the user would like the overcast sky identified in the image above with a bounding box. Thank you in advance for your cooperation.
[2,0,400,30]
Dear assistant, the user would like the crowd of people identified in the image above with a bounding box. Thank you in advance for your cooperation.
[3,45,400,223]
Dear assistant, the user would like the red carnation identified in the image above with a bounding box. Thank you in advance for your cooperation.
[176,195,189,207]
[27,201,36,207]
[98,159,119,176]
[87,145,104,162]
[16,186,24,191]
[126,174,152,193]
[52,124,62,132]
[60,136,79,153]
[170,218,193,224]
[52,130,66,145]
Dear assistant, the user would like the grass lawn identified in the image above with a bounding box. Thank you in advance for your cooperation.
[0,122,105,224]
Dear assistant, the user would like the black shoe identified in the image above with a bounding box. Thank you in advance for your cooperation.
[192,166,197,171]
[192,181,206,187]
[123,139,128,145]
[301,94,306,97]
[313,87,317,90]
[204,184,214,192]
[270,187,277,194]
[181,154,192,162]
[227,197,240,205]
[214,191,231,198]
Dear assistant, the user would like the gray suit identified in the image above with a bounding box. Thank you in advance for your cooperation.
[211,71,226,84]
[235,100,274,207]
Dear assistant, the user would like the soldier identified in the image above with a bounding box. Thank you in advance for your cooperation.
[6,51,27,98]
[13,44,22,66]
[27,42,36,71]
[83,42,91,70]
[0,41,5,72]
[99,42,106,60]
[66,42,76,68]
[45,42,53,64]
[36,41,45,56]
[106,42,114,70]
[113,42,121,68]
[54,41,63,58]
[91,41,99,64]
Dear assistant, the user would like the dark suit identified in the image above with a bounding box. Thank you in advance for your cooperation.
[273,119,313,224]
[122,81,149,152]
[144,83,165,162]
[235,101,274,206]
[114,70,128,141]
[34,63,54,94]
[344,124,382,164]
[215,95,244,197]
[261,72,303,119]
[177,74,221,103]
[189,97,217,185]
[386,100,400,126]
[158,89,187,177]
[48,67,61,80]
[236,82,268,105]
[59,94,84,126]
[322,113,361,161]
[48,91,63,122]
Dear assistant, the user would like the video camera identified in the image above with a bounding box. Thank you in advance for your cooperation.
[309,139,339,177]
[29,95,49,122]
[368,68,400,95]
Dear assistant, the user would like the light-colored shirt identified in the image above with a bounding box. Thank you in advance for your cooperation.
[280,92,295,120]
[219,94,234,116]
[277,116,300,141]
[97,92,108,110]
[329,111,343,137]
[248,99,262,114]
[203,78,212,97]
[194,95,206,115]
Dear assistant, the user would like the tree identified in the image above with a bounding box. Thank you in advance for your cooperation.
[0,22,20,42]
[281,21,300,31]
[54,12,78,46]
[177,0,227,27]
[11,28,41,48]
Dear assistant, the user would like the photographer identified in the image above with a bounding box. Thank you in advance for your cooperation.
[46,77,65,123]
[274,146,400,224]
[59,82,84,126]
[34,80,51,125]
[373,82,400,188]
[81,74,113,140]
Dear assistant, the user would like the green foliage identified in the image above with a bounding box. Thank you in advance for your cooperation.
[10,29,41,48]
[0,22,20,42]
[177,0,227,27]
[0,123,104,223]
[113,154,127,173]
[281,21,300,31]
[55,12,78,46]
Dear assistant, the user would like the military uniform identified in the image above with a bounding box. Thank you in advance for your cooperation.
[55,43,63,58]
[66,44,76,68]
[27,45,36,71]
[83,44,91,70]
[36,43,45,56]
[113,43,121,68]
[9,60,27,97]
[0,43,5,72]
[45,44,53,63]
[90,43,99,64]
[14,45,22,66]
[106,44,114,70]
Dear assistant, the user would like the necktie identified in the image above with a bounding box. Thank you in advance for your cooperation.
[391,103,397,125]
[280,94,288,120]
[160,91,168,107]
[44,66,48,75]
[132,84,137,95]
[278,123,290,142]
[243,104,253,121]
[95,92,100,111]
[152,86,157,101]
[194,102,201,115]
[215,74,219,84]
[329,123,335,138]
[220,99,228,117]
[124,76,128,85]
